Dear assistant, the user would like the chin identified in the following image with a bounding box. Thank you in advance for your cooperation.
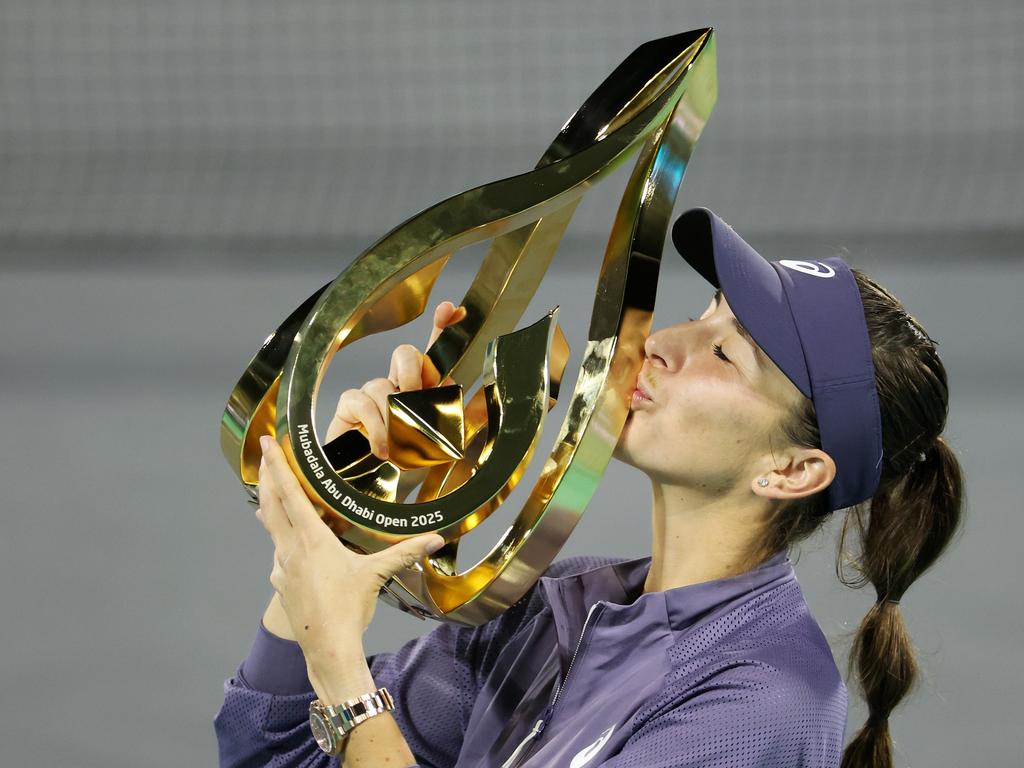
[611,428,641,467]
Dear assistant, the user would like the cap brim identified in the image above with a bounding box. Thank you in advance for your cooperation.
[671,207,811,397]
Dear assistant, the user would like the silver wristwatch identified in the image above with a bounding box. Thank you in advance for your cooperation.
[308,686,396,757]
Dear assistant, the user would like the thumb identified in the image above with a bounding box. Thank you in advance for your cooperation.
[373,535,446,580]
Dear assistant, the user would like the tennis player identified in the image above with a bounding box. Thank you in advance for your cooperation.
[214,206,963,768]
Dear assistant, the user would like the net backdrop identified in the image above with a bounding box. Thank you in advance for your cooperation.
[1,0,1020,255]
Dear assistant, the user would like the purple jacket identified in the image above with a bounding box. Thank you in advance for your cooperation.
[214,550,847,767]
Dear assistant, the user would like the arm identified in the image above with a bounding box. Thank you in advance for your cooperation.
[215,301,474,766]
[308,638,417,768]
[214,612,496,768]
[595,662,847,768]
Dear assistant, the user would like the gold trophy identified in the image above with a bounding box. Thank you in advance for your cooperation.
[221,29,718,626]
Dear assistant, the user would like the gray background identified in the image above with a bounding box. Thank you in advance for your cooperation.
[1,1,1020,766]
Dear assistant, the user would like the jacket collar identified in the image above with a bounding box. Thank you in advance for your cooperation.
[538,550,794,664]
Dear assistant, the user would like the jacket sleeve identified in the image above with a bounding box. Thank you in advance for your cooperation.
[595,662,847,768]
[213,609,516,768]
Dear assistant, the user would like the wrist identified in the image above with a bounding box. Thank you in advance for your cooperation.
[316,663,377,707]
[306,638,375,705]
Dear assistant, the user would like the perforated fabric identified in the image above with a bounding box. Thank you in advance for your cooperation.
[597,579,848,767]
[213,551,847,767]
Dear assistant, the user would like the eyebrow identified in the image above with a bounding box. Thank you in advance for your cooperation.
[714,289,765,370]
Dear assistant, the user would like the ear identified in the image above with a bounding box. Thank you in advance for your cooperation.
[751,448,836,501]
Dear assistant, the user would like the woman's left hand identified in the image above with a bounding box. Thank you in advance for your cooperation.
[255,434,445,664]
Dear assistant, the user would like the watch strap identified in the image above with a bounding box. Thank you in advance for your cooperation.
[310,686,396,756]
[328,686,396,734]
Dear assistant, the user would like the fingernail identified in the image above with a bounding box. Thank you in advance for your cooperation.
[425,537,445,554]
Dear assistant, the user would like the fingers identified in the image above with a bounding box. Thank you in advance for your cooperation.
[259,436,326,536]
[358,378,398,458]
[389,344,425,392]
[323,403,357,444]
[427,301,467,349]
[424,301,466,387]
[324,300,465,449]
[370,534,446,581]
[257,454,293,545]
[329,388,389,457]
[337,382,393,460]
[420,353,443,390]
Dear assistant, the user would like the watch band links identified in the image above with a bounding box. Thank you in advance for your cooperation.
[309,685,396,757]
[328,686,396,735]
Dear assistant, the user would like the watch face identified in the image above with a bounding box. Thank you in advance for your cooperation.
[309,708,336,754]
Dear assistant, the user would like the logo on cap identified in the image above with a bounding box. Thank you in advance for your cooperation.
[778,259,836,278]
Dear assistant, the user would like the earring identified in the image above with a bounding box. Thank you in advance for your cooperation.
[757,477,770,487]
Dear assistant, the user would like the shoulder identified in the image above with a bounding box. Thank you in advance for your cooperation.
[640,578,848,761]
[626,655,847,768]
[672,577,845,691]
[733,577,848,711]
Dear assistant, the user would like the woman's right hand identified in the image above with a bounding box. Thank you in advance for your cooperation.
[323,300,468,458]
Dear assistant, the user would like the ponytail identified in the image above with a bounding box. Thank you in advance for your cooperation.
[839,436,964,768]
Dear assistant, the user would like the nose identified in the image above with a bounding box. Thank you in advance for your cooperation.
[643,324,687,371]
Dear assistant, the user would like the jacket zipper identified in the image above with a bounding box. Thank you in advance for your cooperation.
[499,601,604,768]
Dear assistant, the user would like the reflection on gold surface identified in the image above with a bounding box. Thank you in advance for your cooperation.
[221,29,718,624]
[386,385,466,470]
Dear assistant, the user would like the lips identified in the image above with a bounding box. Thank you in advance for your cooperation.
[632,373,654,403]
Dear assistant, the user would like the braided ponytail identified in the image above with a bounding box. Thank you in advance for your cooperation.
[756,269,966,767]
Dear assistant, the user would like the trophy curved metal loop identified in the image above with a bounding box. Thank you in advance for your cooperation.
[221,28,719,625]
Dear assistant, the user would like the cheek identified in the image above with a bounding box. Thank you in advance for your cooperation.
[665,371,750,426]
[621,373,773,470]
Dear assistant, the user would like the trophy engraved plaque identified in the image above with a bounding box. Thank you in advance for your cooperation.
[221,29,718,625]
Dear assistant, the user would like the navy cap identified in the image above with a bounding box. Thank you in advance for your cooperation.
[670,207,883,512]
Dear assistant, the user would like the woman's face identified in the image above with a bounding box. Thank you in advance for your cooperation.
[614,289,808,494]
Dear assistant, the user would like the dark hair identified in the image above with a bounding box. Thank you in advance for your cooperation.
[752,268,965,768]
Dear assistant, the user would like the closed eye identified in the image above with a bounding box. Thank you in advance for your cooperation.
[688,315,731,363]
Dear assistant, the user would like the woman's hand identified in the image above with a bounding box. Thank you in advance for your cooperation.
[253,299,466,655]
[256,434,445,657]
[323,300,468,454]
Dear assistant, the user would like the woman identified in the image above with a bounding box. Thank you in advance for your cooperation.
[214,207,964,768]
